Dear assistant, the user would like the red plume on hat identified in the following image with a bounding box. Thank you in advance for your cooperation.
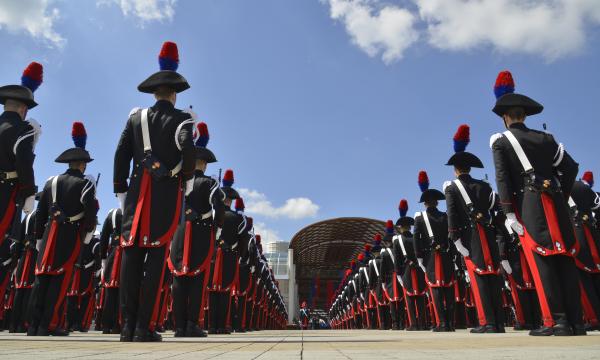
[385,220,394,235]
[158,41,179,71]
[195,122,209,147]
[364,243,371,252]
[21,62,43,93]
[373,233,382,243]
[255,234,261,244]
[453,124,470,152]
[358,253,365,262]
[418,170,429,192]
[398,199,408,218]
[494,70,515,99]
[222,169,234,187]
[72,122,87,149]
[583,171,594,187]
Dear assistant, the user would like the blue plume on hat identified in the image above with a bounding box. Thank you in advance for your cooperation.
[158,41,179,71]
[453,124,470,153]
[195,122,209,147]
[399,199,408,218]
[71,122,87,149]
[494,70,515,99]
[21,62,43,93]
[418,171,429,192]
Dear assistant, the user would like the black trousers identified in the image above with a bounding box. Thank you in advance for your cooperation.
[10,287,32,331]
[209,290,231,331]
[579,270,600,326]
[470,273,504,327]
[232,294,247,331]
[406,295,426,328]
[172,274,205,329]
[454,301,467,328]
[430,286,455,328]
[527,253,583,327]
[119,245,167,331]
[29,273,69,331]
[388,299,404,329]
[102,287,120,331]
[513,288,541,327]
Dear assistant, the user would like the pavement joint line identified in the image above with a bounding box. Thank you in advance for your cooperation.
[198,341,256,360]
[250,335,289,360]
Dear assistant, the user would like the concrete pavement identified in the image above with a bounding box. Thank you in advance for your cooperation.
[0,329,599,359]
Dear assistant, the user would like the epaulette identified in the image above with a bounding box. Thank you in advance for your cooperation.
[489,133,503,149]
[129,107,141,117]
[442,180,452,192]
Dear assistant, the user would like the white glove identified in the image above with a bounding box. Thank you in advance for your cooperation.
[101,259,108,270]
[396,275,404,287]
[116,192,126,212]
[185,178,195,196]
[84,231,93,245]
[417,258,426,273]
[36,239,42,252]
[22,195,35,214]
[454,239,470,257]
[505,213,524,236]
[215,227,222,240]
[501,260,512,274]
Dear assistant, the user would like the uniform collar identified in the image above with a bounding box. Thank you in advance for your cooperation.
[458,173,472,182]
[153,99,175,111]
[508,122,527,130]
[1,111,23,121]
[65,168,84,177]
[194,169,205,177]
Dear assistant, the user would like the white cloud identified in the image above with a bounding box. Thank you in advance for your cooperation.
[323,0,419,64]
[0,0,65,48]
[253,222,283,245]
[322,0,600,63]
[416,0,600,61]
[99,0,177,23]
[238,188,319,220]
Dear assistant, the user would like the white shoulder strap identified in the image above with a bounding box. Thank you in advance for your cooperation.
[453,179,472,207]
[421,211,434,239]
[141,108,152,152]
[51,176,58,204]
[372,260,380,277]
[503,130,533,173]
[385,247,395,265]
[111,208,118,229]
[362,267,369,284]
[395,235,407,257]
[24,212,33,235]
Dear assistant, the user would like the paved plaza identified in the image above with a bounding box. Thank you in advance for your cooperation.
[0,329,599,359]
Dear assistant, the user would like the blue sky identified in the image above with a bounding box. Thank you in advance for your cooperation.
[2,0,599,244]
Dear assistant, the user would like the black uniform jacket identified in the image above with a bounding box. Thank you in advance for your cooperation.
[212,208,246,290]
[379,245,401,300]
[113,100,195,248]
[570,180,600,273]
[446,174,501,274]
[393,231,426,295]
[100,208,122,287]
[491,122,578,253]
[69,236,101,296]
[0,111,36,253]
[169,170,224,276]
[35,169,97,275]
[414,207,454,286]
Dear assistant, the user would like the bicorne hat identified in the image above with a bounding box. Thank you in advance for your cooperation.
[418,170,445,203]
[55,122,93,163]
[492,70,543,117]
[395,199,414,227]
[445,124,484,169]
[0,62,43,109]
[138,41,190,94]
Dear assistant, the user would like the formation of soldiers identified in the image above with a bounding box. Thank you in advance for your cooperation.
[329,71,600,336]
[0,42,287,341]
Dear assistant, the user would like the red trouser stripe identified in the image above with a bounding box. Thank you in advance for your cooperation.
[580,281,599,325]
[19,249,32,287]
[465,258,488,326]
[37,221,58,273]
[182,221,192,273]
[435,252,443,284]
[519,229,555,327]
[429,287,441,326]
[149,249,169,331]
[129,170,150,245]
[520,249,534,286]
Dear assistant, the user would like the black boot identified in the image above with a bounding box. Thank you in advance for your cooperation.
[572,324,587,336]
[133,328,162,342]
[470,324,496,333]
[120,324,134,342]
[552,323,573,336]
[529,326,554,336]
[186,322,207,337]
[174,328,186,337]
